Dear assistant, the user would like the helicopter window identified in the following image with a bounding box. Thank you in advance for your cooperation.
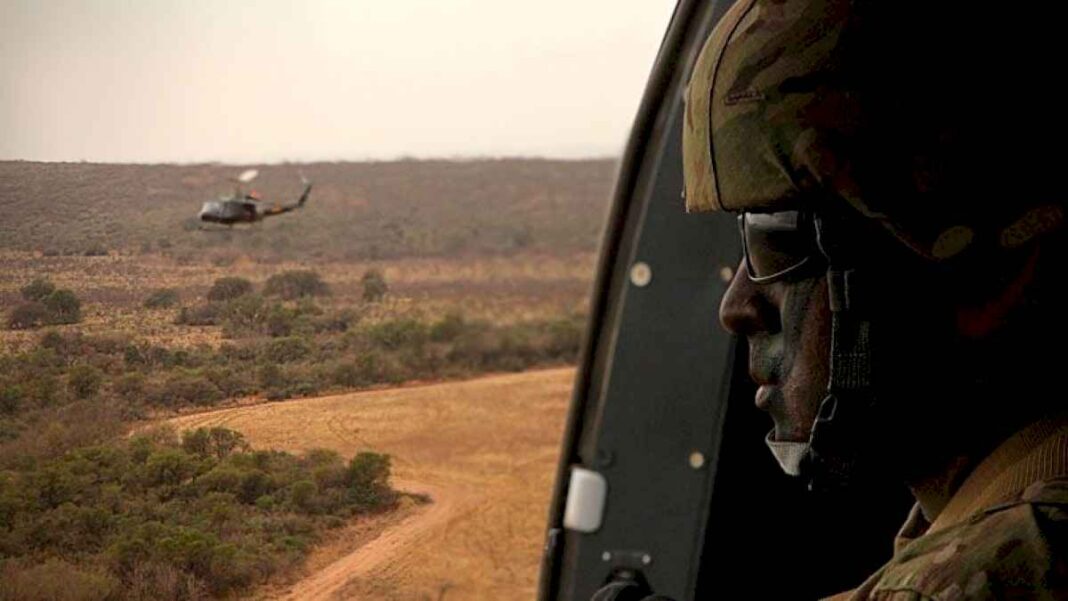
[0,2,677,600]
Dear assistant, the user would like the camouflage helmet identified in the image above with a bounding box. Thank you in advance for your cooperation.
[683,0,1065,262]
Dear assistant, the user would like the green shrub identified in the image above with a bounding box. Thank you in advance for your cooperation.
[346,452,390,490]
[204,367,253,398]
[67,365,103,399]
[123,344,146,368]
[43,290,82,324]
[0,557,120,601]
[0,386,22,415]
[180,429,212,458]
[264,389,289,402]
[255,494,276,511]
[263,270,329,300]
[204,428,247,459]
[38,329,65,351]
[82,244,108,257]
[196,466,243,495]
[541,315,585,359]
[175,303,223,326]
[258,364,285,391]
[367,318,427,350]
[20,278,56,302]
[314,309,358,334]
[15,376,60,410]
[265,305,298,337]
[153,374,223,407]
[114,373,146,402]
[219,295,267,337]
[143,288,180,309]
[207,277,253,302]
[312,464,347,490]
[0,427,398,600]
[288,480,317,512]
[122,559,206,600]
[429,312,466,342]
[141,449,198,487]
[346,452,394,508]
[331,362,363,388]
[7,303,49,330]
[264,337,310,363]
[237,470,273,504]
[361,269,388,302]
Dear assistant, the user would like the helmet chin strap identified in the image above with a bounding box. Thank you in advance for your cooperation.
[763,266,874,488]
[785,214,877,491]
[801,266,875,491]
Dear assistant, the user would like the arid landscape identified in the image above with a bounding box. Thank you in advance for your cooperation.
[0,159,611,600]
[170,368,574,600]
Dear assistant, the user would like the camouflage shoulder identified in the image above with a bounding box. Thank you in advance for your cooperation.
[867,478,1068,600]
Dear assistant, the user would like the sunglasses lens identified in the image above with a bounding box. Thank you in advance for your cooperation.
[742,211,813,281]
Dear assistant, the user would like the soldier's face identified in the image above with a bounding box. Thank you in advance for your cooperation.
[719,259,830,443]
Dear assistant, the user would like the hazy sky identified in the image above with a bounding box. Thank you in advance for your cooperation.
[0,0,677,164]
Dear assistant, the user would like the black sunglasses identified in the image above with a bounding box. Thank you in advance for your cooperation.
[738,210,824,284]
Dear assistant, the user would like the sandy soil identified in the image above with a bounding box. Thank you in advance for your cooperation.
[166,367,574,600]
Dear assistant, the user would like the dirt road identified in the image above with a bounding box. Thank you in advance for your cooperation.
[167,367,574,600]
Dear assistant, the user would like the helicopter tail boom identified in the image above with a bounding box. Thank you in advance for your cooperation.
[296,180,312,208]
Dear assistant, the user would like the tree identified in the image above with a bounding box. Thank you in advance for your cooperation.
[21,278,56,302]
[346,452,393,508]
[142,449,197,487]
[263,270,329,300]
[346,452,391,490]
[181,429,212,457]
[289,480,317,512]
[207,428,248,459]
[0,385,23,415]
[68,364,103,399]
[43,289,81,324]
[7,302,50,330]
[144,288,180,309]
[361,269,388,303]
[265,337,310,363]
[207,277,253,302]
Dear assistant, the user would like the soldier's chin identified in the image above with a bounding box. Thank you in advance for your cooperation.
[769,416,811,446]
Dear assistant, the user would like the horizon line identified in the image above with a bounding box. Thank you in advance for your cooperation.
[0,153,622,167]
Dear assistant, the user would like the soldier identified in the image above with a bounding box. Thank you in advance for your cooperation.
[684,0,1068,598]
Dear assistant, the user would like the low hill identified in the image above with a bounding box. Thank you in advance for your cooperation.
[0,159,616,261]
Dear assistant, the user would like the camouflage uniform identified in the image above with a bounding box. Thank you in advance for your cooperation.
[824,416,1068,600]
[682,0,1068,598]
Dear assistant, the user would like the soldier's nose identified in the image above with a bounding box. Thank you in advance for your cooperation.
[719,259,776,336]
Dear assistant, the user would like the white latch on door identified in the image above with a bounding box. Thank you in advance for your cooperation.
[562,466,607,533]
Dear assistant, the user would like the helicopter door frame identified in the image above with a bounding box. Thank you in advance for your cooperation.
[537,1,911,599]
[537,1,742,598]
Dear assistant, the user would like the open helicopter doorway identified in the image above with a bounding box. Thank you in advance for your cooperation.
[538,1,913,599]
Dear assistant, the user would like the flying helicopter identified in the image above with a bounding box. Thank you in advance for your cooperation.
[198,169,312,226]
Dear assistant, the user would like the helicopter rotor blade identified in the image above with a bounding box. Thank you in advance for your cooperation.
[235,169,259,183]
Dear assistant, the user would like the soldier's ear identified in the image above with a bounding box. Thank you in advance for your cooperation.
[954,248,1039,340]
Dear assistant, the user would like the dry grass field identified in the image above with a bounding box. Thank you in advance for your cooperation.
[0,249,596,355]
[167,367,575,601]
